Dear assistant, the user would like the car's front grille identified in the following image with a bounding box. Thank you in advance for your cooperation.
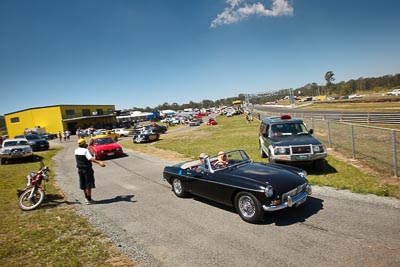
[282,183,307,201]
[291,145,311,154]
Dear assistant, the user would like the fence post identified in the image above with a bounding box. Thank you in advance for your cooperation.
[392,130,398,178]
[351,125,356,159]
[327,120,332,148]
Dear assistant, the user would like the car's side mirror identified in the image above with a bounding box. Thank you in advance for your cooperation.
[309,129,314,134]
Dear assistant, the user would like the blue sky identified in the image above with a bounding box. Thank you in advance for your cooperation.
[1,0,399,115]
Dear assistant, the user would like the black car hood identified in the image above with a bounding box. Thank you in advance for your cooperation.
[226,162,307,194]
[269,134,321,146]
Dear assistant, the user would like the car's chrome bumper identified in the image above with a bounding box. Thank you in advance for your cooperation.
[263,190,310,212]
[0,152,33,159]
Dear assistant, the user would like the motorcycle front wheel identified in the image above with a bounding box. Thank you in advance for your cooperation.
[18,188,45,211]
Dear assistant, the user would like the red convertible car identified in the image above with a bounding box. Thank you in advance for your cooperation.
[88,137,123,160]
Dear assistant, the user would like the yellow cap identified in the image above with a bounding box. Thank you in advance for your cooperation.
[78,138,86,145]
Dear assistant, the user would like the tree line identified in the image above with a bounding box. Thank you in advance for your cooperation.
[127,73,400,112]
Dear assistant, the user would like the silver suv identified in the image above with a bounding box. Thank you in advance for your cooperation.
[0,138,34,164]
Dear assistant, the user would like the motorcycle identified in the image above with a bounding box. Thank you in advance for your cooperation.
[17,162,50,211]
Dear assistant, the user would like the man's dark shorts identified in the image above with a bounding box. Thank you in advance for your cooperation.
[78,168,96,190]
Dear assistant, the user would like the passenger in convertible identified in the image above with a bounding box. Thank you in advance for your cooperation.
[197,153,209,172]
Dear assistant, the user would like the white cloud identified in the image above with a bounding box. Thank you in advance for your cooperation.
[210,0,294,28]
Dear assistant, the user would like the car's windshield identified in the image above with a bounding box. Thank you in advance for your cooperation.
[94,138,115,145]
[25,134,40,140]
[208,150,251,172]
[4,140,29,146]
[270,123,308,136]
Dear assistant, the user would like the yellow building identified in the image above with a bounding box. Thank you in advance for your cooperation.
[4,104,116,138]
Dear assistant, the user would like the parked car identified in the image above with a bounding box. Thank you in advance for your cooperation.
[93,130,120,141]
[206,118,217,125]
[112,128,132,137]
[0,138,34,164]
[88,136,123,160]
[15,134,49,151]
[348,94,365,99]
[163,149,312,223]
[39,133,56,140]
[299,97,312,102]
[135,123,167,134]
[259,115,327,170]
[149,123,167,134]
[189,119,201,127]
[386,89,400,96]
[133,130,160,143]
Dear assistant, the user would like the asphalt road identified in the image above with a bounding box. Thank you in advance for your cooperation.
[52,137,400,267]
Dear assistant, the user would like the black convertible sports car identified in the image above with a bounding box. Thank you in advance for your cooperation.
[163,149,312,223]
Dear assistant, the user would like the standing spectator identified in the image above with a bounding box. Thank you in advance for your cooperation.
[58,130,62,142]
[66,130,71,141]
[74,138,105,204]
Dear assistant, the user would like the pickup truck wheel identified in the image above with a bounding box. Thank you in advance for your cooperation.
[235,192,265,224]
[172,178,188,198]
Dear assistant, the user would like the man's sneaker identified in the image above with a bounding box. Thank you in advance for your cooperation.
[84,199,91,205]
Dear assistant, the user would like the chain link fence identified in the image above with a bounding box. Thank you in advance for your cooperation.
[255,110,400,178]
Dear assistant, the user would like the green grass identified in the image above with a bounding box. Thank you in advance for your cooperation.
[0,149,134,267]
[122,114,400,199]
[1,115,398,266]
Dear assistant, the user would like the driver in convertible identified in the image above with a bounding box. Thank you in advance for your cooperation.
[214,151,229,167]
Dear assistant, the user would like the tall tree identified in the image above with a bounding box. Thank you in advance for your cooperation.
[324,71,335,96]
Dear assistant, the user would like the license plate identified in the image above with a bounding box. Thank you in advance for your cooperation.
[296,197,307,207]
[107,152,114,156]
[295,155,308,160]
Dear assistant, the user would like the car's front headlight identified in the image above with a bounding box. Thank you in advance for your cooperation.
[274,147,289,155]
[313,145,324,153]
[264,184,274,198]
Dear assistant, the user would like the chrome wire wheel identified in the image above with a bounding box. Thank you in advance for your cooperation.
[238,195,256,218]
[235,192,264,223]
